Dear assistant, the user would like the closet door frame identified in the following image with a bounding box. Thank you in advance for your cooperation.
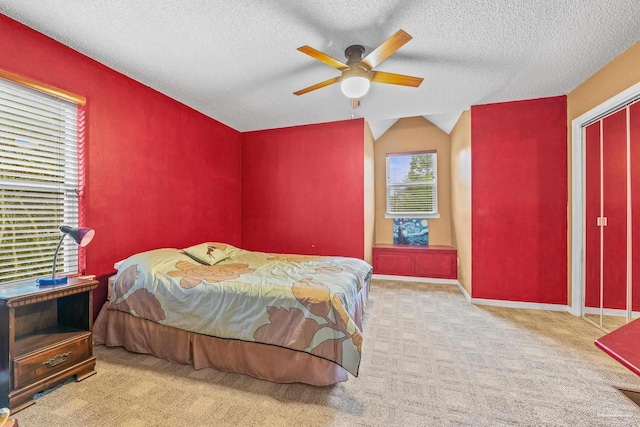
[571,81,640,317]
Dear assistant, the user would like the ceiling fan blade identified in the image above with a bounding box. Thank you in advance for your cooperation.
[362,29,413,69]
[297,46,349,70]
[294,76,341,95]
[371,71,423,87]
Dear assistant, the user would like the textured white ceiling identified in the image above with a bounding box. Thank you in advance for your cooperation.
[1,1,639,135]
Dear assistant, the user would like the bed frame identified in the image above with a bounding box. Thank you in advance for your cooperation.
[93,276,369,386]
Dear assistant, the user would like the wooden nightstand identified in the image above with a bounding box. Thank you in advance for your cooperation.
[0,278,98,412]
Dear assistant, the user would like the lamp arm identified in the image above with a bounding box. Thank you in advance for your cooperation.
[50,233,67,279]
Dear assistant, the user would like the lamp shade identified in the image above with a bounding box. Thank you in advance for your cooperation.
[60,225,95,247]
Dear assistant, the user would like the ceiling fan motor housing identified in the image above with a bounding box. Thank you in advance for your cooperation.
[344,45,366,64]
[342,44,372,83]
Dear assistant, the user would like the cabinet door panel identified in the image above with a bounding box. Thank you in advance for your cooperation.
[415,252,455,278]
[375,253,413,275]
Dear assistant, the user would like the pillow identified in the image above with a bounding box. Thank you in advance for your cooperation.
[182,243,230,265]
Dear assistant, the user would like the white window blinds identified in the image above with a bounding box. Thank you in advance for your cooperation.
[0,77,81,284]
[386,151,438,218]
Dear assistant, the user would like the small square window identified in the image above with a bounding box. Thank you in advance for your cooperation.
[386,151,438,218]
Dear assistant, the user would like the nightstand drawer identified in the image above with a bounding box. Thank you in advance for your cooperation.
[13,333,91,389]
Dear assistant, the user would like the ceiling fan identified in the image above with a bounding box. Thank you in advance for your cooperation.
[294,29,423,99]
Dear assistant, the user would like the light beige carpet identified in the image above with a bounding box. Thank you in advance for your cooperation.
[15,280,640,426]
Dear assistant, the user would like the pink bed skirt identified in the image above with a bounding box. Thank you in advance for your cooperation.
[93,277,369,386]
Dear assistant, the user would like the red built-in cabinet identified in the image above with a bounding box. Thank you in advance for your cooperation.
[373,245,457,279]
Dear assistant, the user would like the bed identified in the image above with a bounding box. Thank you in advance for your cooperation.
[93,242,372,386]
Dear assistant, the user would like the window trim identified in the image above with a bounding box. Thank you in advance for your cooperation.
[0,70,86,286]
[385,150,439,219]
[0,68,86,105]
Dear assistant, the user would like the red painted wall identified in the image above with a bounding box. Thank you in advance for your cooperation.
[0,16,242,313]
[471,96,567,304]
[242,120,365,259]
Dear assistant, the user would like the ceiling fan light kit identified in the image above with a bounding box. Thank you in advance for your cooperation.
[340,44,370,98]
[340,68,371,98]
[294,30,423,99]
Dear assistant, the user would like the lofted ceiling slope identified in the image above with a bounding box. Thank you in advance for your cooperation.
[1,1,639,135]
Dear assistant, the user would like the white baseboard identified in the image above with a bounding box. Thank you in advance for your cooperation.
[468,297,569,312]
[372,274,459,285]
[457,282,569,311]
[373,274,571,312]
[456,282,472,302]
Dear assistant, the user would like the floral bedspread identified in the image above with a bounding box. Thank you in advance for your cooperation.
[108,243,372,376]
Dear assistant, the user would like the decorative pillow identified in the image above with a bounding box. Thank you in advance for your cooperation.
[182,243,230,265]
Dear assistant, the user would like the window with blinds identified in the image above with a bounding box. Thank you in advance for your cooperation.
[386,151,438,218]
[0,77,81,285]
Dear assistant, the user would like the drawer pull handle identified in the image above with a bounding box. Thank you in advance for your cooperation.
[43,352,71,367]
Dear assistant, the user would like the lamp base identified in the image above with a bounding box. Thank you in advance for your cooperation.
[37,277,68,286]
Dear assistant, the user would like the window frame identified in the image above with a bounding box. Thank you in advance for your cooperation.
[0,69,86,287]
[385,150,439,219]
